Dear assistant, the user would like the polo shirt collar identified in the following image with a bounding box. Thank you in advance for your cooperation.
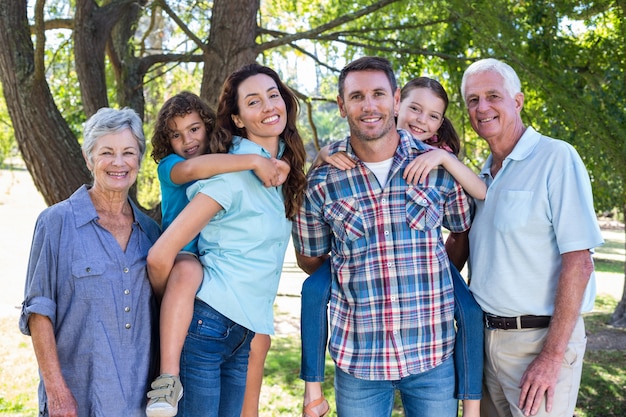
[480,126,541,178]
[231,135,285,159]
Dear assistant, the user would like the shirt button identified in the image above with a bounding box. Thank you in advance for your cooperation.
[125,323,131,329]
[384,230,389,236]
[391,296,396,301]
[124,289,130,295]
[86,267,91,273]
[123,267,129,273]
[124,306,130,312]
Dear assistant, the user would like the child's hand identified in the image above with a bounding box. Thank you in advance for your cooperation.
[253,156,285,187]
[403,148,449,185]
[273,158,291,186]
[313,145,356,170]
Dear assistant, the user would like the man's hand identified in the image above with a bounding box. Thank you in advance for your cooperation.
[518,351,562,416]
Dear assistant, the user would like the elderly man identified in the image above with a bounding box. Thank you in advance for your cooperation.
[458,58,603,417]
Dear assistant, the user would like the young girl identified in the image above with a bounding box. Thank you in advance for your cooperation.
[301,77,486,417]
[146,91,289,417]
[147,65,307,417]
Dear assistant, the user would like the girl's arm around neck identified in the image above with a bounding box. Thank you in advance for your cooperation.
[170,153,289,187]
[311,145,356,171]
[403,148,486,200]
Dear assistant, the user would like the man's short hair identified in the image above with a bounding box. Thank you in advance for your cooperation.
[461,58,521,103]
[338,56,398,98]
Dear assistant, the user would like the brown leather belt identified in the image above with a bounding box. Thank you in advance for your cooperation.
[485,314,551,330]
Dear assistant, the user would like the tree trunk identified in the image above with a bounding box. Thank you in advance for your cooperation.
[0,1,89,205]
[200,0,260,108]
[109,0,149,118]
[74,0,110,117]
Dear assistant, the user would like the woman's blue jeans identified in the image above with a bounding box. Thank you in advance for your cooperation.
[299,259,483,400]
[334,357,457,417]
[177,299,255,417]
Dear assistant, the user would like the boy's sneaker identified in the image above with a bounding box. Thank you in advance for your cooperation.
[146,374,183,417]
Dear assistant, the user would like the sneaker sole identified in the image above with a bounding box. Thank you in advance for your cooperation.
[146,388,183,417]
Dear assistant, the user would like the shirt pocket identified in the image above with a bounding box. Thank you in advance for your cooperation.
[406,187,442,231]
[323,197,366,243]
[72,260,106,299]
[494,190,533,232]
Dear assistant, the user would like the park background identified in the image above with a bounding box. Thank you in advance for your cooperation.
[0,1,625,415]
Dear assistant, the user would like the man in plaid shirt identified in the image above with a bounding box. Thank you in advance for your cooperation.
[292,56,471,416]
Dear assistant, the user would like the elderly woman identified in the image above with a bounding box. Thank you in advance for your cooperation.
[19,107,161,416]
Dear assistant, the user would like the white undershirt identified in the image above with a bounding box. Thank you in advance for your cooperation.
[363,157,394,186]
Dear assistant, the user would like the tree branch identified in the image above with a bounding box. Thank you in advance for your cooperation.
[156,0,210,54]
[258,0,402,51]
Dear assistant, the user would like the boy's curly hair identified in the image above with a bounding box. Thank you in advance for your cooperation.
[150,91,217,163]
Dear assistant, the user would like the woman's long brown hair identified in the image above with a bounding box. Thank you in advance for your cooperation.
[211,63,307,219]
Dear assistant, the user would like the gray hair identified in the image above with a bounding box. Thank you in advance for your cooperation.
[461,58,522,103]
[82,107,145,166]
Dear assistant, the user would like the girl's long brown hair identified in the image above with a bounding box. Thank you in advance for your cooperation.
[211,63,307,219]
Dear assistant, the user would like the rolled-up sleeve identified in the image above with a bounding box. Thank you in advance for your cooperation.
[19,211,62,335]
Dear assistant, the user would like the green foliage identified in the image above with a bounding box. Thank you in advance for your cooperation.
[0,395,28,413]
[16,0,626,219]
[44,28,83,139]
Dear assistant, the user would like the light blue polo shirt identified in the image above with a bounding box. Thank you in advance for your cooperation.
[468,127,604,317]
[186,136,290,334]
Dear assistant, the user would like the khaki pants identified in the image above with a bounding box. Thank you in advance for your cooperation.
[481,316,586,417]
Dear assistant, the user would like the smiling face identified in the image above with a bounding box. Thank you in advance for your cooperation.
[337,70,399,145]
[231,73,287,146]
[86,128,140,194]
[396,87,445,141]
[463,71,525,147]
[168,111,209,159]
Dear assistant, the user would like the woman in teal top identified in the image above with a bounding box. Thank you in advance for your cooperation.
[147,63,306,417]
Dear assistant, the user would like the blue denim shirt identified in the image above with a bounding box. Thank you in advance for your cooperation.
[20,185,161,416]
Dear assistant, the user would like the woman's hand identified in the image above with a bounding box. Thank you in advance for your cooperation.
[46,385,79,417]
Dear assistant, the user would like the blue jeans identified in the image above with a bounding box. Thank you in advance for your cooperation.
[299,259,483,399]
[177,299,255,417]
[334,358,457,417]
[450,264,484,400]
[299,258,332,382]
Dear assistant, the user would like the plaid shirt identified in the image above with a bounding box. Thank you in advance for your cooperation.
[293,129,471,380]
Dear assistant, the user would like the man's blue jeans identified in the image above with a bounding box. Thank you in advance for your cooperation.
[334,358,458,417]
[177,299,254,417]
